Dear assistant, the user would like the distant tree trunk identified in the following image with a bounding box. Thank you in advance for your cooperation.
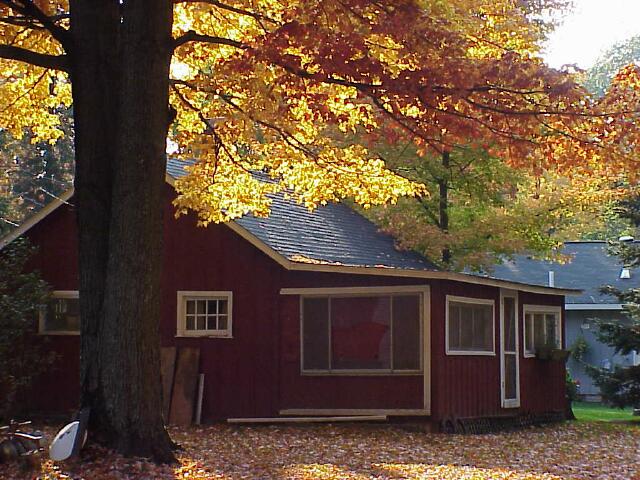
[70,0,175,462]
[438,150,451,265]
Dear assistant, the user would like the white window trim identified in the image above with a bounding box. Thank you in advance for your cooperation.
[39,290,80,336]
[176,290,233,338]
[299,286,428,375]
[522,304,562,358]
[445,295,496,356]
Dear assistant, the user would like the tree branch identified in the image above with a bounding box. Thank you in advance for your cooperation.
[0,44,69,71]
[172,30,247,51]
[173,0,279,25]
[0,0,71,48]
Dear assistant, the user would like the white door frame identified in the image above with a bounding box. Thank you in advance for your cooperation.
[500,289,520,408]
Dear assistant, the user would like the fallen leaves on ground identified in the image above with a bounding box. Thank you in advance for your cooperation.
[1,421,638,479]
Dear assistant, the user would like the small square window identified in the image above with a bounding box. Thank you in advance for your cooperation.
[40,291,80,335]
[177,291,232,338]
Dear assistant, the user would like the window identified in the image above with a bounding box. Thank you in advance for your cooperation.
[177,291,232,337]
[446,296,494,355]
[40,291,80,335]
[301,293,422,373]
[523,305,561,357]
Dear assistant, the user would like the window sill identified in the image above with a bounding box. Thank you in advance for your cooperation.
[38,331,80,336]
[446,350,495,356]
[175,333,233,339]
[301,370,423,376]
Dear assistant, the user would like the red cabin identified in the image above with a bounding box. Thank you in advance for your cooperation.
[1,159,575,427]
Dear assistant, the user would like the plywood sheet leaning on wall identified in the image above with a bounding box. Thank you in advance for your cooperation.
[169,347,200,425]
[160,346,177,422]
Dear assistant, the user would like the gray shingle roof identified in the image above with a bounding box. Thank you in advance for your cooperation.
[490,242,640,304]
[166,159,438,271]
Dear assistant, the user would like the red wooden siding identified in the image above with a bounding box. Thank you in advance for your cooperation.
[160,185,283,420]
[16,184,567,422]
[518,292,566,414]
[429,280,501,420]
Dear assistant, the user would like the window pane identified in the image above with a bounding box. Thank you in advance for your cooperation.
[218,316,228,331]
[186,300,195,315]
[196,300,206,315]
[302,298,330,370]
[504,297,516,352]
[448,301,493,352]
[534,313,545,348]
[392,295,421,370]
[186,316,195,330]
[331,296,391,370]
[207,316,217,330]
[218,300,228,314]
[196,315,206,330]
[524,314,534,353]
[207,300,218,314]
[45,298,80,332]
[546,314,559,348]
[449,305,461,349]
[460,305,474,348]
[505,354,517,400]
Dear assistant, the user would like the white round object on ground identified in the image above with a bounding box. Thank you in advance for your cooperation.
[49,421,79,461]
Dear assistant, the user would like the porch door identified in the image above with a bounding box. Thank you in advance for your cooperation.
[500,290,520,408]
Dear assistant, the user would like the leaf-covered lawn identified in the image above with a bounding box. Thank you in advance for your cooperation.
[3,421,639,479]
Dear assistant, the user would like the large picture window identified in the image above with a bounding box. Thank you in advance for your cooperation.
[523,305,561,357]
[39,291,80,335]
[446,296,495,355]
[176,291,232,338]
[301,293,422,373]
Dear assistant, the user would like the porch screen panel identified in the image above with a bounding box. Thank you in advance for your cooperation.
[331,296,391,370]
[302,298,330,370]
[504,354,517,399]
[392,295,421,370]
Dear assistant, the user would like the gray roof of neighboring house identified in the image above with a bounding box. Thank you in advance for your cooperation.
[490,241,640,304]
[166,159,438,271]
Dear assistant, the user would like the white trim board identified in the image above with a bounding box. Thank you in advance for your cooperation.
[0,176,580,298]
[0,188,74,250]
[565,303,623,310]
[279,408,428,417]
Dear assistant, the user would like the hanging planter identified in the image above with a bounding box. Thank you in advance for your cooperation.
[550,349,571,362]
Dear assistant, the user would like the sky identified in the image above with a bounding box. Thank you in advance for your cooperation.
[543,0,640,69]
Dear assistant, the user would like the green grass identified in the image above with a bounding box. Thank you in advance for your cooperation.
[572,401,638,422]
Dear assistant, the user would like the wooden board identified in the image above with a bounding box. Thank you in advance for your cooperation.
[169,347,200,425]
[160,347,177,422]
[227,415,387,424]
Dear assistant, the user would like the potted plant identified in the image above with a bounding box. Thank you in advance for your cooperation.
[550,348,571,362]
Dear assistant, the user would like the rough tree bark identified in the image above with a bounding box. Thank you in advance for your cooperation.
[438,150,451,266]
[69,0,175,461]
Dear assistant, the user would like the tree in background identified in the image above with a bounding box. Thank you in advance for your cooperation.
[584,35,640,98]
[367,142,623,270]
[1,0,639,460]
[0,111,74,236]
[588,204,640,409]
[0,238,53,419]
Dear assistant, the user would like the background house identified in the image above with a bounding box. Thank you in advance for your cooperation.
[491,241,640,401]
[1,160,576,425]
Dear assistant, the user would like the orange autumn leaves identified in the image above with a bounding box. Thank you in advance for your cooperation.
[2,1,640,225]
[12,421,640,479]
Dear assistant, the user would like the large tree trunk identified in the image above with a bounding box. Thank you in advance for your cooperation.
[70,0,175,462]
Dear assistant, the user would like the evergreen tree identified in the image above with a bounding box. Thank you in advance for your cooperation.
[589,202,640,408]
